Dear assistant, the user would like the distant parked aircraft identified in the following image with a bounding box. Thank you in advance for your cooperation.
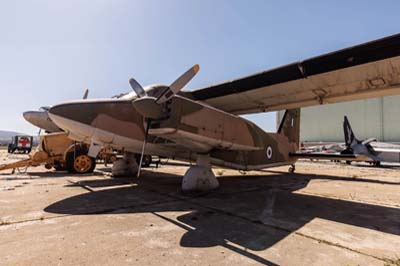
[341,116,400,166]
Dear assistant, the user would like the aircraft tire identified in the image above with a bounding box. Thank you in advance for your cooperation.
[53,161,66,171]
[142,155,152,167]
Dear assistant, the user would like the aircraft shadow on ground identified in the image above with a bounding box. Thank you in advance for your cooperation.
[0,169,107,180]
[44,171,400,265]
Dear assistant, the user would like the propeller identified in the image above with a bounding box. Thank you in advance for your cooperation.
[129,78,146,98]
[129,64,200,177]
[156,64,199,104]
[130,64,200,119]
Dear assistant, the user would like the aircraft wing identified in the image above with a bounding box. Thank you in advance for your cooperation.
[187,33,400,115]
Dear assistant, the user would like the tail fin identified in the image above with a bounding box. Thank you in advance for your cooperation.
[278,109,301,149]
[343,116,358,147]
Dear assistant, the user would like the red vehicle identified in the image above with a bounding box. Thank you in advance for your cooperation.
[8,135,33,154]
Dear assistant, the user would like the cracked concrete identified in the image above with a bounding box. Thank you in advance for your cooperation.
[0,156,399,265]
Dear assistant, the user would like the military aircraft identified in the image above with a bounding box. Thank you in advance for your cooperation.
[22,89,156,168]
[48,33,400,191]
[341,115,400,166]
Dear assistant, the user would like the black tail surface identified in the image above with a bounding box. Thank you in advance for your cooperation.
[343,116,358,147]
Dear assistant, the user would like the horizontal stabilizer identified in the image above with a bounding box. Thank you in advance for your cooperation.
[290,152,373,162]
[361,138,377,145]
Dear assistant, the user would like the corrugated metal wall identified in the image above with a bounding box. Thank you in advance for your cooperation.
[277,95,400,142]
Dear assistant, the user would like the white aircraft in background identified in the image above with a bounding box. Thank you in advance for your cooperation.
[341,116,400,166]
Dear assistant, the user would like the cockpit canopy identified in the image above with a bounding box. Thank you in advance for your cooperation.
[114,84,168,100]
[39,106,51,111]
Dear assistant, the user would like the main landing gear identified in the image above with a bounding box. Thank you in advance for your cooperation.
[288,164,296,173]
[112,152,138,177]
[182,154,219,192]
[111,152,218,192]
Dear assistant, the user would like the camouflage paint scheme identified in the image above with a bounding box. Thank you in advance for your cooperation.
[50,94,300,170]
[49,34,400,171]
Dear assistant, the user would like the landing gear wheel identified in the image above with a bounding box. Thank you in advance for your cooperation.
[109,155,117,163]
[54,165,66,171]
[373,161,381,167]
[142,155,152,167]
[53,161,66,171]
[288,164,295,173]
[66,152,96,174]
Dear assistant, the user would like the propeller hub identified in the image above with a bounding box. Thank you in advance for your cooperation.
[132,97,163,119]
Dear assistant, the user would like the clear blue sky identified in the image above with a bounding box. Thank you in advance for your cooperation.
[1,0,399,134]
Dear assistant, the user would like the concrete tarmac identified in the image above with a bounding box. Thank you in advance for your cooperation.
[0,156,399,265]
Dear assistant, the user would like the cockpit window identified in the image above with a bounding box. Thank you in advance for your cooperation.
[39,106,50,111]
[112,92,129,99]
[111,85,168,100]
[113,91,138,100]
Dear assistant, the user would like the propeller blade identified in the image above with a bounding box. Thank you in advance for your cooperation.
[137,119,151,177]
[83,89,89,99]
[156,64,199,104]
[129,78,147,98]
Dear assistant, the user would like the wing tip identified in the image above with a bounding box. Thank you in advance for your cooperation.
[193,64,200,73]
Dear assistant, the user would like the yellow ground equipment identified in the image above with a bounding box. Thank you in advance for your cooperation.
[0,132,96,174]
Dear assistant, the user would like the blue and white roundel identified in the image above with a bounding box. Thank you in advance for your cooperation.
[266,146,273,159]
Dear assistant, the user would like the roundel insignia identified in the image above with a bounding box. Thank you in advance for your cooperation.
[266,146,273,160]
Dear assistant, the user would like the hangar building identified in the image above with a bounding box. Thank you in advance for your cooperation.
[277,95,400,142]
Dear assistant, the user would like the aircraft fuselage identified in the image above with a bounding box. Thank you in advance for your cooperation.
[49,96,299,170]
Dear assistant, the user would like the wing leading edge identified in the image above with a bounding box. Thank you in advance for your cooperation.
[186,33,400,115]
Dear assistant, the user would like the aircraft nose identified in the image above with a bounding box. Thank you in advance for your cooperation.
[48,104,67,119]
[23,111,34,122]
[48,102,95,141]
[23,111,45,126]
[48,103,78,129]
